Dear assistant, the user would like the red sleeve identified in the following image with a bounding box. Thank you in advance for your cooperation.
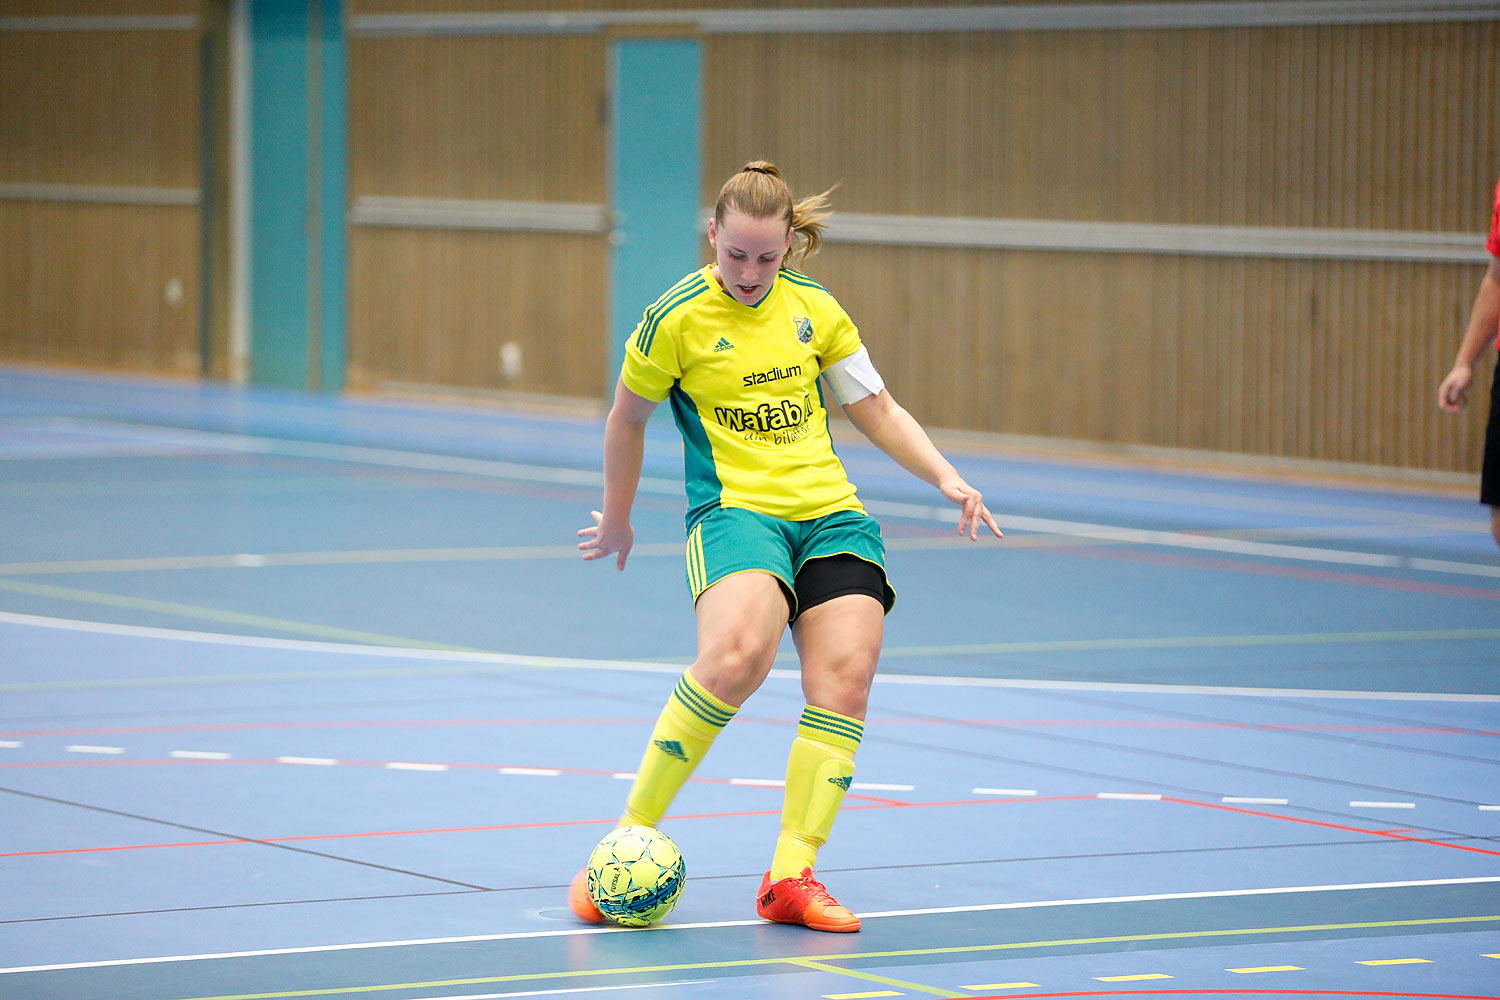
[1488,175,1500,257]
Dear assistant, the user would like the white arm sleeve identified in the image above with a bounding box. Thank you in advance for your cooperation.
[822,345,886,405]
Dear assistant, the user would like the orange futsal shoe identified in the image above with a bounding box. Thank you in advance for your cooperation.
[568,868,604,924]
[756,868,861,932]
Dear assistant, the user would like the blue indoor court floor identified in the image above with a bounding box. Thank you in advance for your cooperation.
[0,364,1497,1000]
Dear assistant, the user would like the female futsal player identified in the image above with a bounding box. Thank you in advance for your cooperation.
[573,161,1001,932]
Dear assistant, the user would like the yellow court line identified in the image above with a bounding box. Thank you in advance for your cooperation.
[8,605,1500,701]
[1096,973,1173,981]
[160,915,1500,1000]
[1357,958,1432,965]
[1228,965,1304,973]
[0,543,687,576]
[962,987,1039,992]
[4,568,1496,659]
[0,579,481,652]
[864,627,1500,659]
[799,914,1500,965]
[790,958,960,998]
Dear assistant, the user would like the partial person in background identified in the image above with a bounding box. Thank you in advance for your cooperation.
[1437,174,1500,550]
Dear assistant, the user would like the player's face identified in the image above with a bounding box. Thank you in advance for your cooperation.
[709,210,792,305]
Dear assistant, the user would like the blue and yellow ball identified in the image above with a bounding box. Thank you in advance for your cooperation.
[586,825,686,926]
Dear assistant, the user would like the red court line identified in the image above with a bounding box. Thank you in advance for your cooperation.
[0,758,626,776]
[10,757,1495,861]
[966,992,1500,999]
[0,814,750,859]
[0,794,1088,859]
[1054,545,1500,601]
[0,758,929,806]
[1165,797,1500,857]
[0,718,663,738]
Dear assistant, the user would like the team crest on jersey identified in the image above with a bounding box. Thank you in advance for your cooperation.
[793,316,813,345]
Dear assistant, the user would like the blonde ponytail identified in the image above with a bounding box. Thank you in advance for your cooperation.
[714,160,836,269]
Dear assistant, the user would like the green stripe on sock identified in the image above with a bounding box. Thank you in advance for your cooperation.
[799,706,862,751]
[676,678,733,725]
[802,706,862,738]
[675,675,735,729]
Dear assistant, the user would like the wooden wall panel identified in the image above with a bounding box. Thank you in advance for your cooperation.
[349,34,606,202]
[0,22,200,374]
[347,227,607,400]
[0,202,200,373]
[346,31,608,398]
[1,1,195,15]
[703,24,1499,230]
[351,0,1041,12]
[0,29,198,188]
[804,243,1487,472]
[702,22,1496,474]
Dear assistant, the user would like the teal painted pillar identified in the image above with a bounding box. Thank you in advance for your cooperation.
[608,37,703,391]
[249,0,346,391]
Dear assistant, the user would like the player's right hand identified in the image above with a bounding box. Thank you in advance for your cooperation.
[1439,364,1472,413]
[578,510,634,571]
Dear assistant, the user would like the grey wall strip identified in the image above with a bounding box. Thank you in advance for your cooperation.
[0,183,199,207]
[351,196,609,234]
[826,213,1491,265]
[352,1,1500,37]
[0,15,199,31]
[701,0,1500,33]
[353,195,1487,264]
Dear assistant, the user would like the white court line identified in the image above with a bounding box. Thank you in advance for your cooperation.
[18,418,1477,535]
[170,750,231,760]
[1349,801,1416,809]
[729,778,783,787]
[5,611,1499,702]
[854,875,1500,920]
[852,782,914,792]
[1223,797,1289,805]
[387,762,448,772]
[277,756,337,766]
[1098,792,1163,801]
[0,741,21,748]
[860,500,1500,579]
[402,981,710,1000]
[64,745,123,755]
[4,876,1495,976]
[3,422,1499,578]
[973,788,1037,796]
[500,767,561,776]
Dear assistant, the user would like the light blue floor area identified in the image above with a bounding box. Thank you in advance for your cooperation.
[1,366,1498,999]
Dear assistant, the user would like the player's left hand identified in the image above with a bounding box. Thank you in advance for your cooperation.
[940,478,1002,541]
[578,509,634,570]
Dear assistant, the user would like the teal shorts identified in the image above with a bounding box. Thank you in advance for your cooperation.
[685,506,895,619]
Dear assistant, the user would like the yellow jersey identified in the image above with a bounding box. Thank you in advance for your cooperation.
[620,264,867,527]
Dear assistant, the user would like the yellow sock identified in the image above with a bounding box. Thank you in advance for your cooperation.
[769,705,862,881]
[620,671,736,828]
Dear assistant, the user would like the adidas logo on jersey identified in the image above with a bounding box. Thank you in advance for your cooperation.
[653,739,689,763]
[827,775,853,790]
[713,338,734,352]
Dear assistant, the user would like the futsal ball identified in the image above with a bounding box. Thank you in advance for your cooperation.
[586,825,686,926]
